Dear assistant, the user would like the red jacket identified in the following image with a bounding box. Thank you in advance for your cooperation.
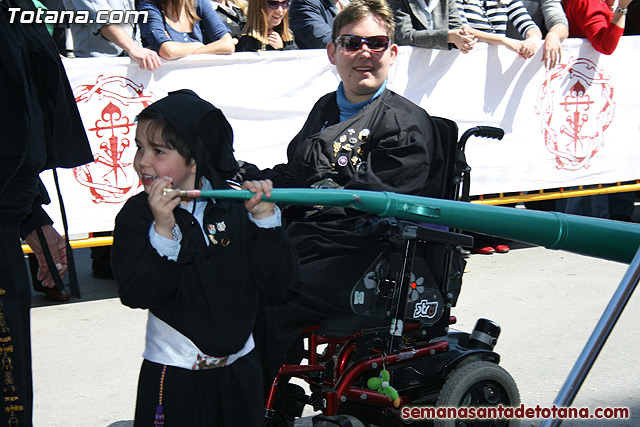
[563,0,624,54]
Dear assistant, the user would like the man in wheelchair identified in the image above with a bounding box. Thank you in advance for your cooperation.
[255,0,519,424]
[258,0,443,380]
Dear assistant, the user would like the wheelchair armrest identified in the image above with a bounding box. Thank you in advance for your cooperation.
[397,220,473,248]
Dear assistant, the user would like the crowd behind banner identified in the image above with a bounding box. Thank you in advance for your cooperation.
[40,37,640,236]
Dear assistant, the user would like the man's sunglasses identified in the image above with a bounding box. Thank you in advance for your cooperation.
[266,0,289,9]
[334,34,390,52]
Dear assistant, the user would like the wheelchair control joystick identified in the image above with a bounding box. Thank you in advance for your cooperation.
[467,318,501,350]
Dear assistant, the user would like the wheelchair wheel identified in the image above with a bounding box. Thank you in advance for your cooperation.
[435,361,520,427]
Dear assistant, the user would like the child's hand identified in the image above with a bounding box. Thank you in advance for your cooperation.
[242,180,275,220]
[149,176,182,239]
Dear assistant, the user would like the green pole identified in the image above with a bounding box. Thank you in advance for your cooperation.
[178,188,640,264]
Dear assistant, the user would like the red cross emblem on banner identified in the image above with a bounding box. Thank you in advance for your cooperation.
[72,75,156,204]
[536,57,615,171]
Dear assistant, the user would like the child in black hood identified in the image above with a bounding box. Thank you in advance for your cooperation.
[111,89,299,426]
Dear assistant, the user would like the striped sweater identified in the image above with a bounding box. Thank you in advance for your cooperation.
[457,0,538,36]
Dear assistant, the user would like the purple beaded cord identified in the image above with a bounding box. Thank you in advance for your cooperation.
[154,365,167,426]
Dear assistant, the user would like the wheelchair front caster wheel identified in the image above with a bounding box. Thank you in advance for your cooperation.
[435,360,520,427]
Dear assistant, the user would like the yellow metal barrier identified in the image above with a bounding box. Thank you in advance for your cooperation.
[471,182,640,206]
[21,236,114,254]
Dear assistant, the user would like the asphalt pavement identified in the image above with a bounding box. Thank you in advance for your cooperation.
[30,233,640,426]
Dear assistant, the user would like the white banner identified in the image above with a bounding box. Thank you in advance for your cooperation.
[43,36,640,235]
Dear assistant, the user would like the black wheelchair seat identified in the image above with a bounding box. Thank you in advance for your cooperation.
[317,220,472,339]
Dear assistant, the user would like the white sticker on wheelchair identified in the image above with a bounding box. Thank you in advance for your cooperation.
[413,300,439,319]
[390,319,404,336]
[353,291,365,304]
[363,271,377,289]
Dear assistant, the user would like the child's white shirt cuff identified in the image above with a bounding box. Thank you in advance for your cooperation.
[248,204,282,229]
[149,222,181,261]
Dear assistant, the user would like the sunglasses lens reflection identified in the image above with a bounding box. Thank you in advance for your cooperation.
[266,0,289,9]
[336,35,389,52]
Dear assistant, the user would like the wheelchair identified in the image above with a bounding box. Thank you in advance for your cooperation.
[264,118,520,427]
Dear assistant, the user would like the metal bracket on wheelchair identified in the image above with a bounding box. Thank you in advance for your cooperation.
[397,220,473,248]
[312,414,359,427]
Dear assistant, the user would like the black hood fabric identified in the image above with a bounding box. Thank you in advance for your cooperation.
[141,89,239,189]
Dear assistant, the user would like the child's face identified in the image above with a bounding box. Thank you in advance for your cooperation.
[134,120,198,193]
